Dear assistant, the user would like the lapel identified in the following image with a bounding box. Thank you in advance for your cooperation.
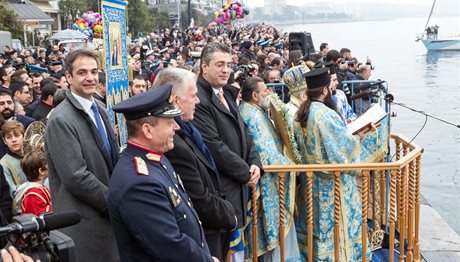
[211,91,237,120]
[66,92,115,170]
[181,134,216,174]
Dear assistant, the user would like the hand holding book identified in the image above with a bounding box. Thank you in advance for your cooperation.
[347,104,387,135]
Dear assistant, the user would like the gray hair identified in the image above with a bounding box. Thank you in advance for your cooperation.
[152,68,196,97]
[356,64,371,74]
[200,42,231,74]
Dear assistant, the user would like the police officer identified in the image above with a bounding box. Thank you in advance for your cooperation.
[108,84,219,262]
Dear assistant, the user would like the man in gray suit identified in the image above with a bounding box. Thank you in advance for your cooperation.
[45,49,120,261]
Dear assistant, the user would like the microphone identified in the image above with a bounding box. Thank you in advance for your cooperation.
[384,93,394,103]
[0,211,81,237]
[352,80,386,93]
[350,90,379,101]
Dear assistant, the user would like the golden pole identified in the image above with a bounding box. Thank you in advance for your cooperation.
[278,172,285,262]
[307,171,313,262]
[333,171,341,262]
[251,185,258,262]
[362,171,369,262]
[389,170,397,262]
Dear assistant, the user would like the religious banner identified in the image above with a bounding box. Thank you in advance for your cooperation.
[102,0,129,145]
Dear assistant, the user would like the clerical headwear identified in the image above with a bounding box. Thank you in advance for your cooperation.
[304,67,330,90]
[282,65,310,94]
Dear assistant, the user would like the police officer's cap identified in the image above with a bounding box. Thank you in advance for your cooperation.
[145,50,155,57]
[50,60,63,66]
[28,64,48,74]
[159,48,168,54]
[113,83,182,120]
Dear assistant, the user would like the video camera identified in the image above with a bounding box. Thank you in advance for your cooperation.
[0,211,80,262]
[235,64,255,86]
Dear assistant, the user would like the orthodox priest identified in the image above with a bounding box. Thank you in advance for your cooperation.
[295,67,387,261]
[239,77,301,262]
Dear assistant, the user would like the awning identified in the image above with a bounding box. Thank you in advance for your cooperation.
[6,3,54,25]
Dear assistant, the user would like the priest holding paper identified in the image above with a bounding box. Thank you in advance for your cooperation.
[294,67,388,261]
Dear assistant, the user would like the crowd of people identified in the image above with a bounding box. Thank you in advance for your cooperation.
[0,22,388,262]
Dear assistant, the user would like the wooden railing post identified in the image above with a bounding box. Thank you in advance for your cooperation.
[251,185,258,262]
[389,170,397,262]
[278,172,285,262]
[406,159,416,261]
[398,166,406,262]
[334,171,341,262]
[307,171,313,262]
[414,156,422,261]
[362,171,369,262]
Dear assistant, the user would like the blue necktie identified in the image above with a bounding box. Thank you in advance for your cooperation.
[91,102,111,158]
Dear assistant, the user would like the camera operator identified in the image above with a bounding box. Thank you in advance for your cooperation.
[1,246,35,262]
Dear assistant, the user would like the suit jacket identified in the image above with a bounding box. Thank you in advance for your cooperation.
[165,130,237,234]
[108,142,213,262]
[45,91,120,262]
[192,75,263,228]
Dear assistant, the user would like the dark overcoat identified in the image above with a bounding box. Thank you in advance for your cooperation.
[192,75,263,228]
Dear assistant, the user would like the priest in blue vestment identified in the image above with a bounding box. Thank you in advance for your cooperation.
[295,68,388,261]
[239,77,301,262]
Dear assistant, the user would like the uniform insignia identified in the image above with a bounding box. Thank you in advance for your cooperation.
[169,186,181,207]
[146,153,161,162]
[134,157,149,176]
[177,173,186,192]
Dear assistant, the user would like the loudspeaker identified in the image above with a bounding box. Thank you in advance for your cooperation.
[289,32,315,56]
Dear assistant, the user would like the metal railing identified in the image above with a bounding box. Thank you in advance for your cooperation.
[251,133,423,262]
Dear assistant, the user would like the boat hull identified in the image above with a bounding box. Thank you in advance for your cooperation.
[422,39,460,51]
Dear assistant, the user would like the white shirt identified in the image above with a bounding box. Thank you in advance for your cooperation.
[70,92,108,134]
[212,87,224,97]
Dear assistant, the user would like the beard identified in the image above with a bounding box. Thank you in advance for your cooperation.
[1,109,13,120]
[259,96,270,110]
[324,89,338,113]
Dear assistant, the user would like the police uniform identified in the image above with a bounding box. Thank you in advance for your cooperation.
[108,84,214,262]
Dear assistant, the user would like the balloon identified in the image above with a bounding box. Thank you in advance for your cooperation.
[93,24,103,33]
[231,3,237,10]
[79,23,86,30]
[214,12,220,19]
[236,6,242,16]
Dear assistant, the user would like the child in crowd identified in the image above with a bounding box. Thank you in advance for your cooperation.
[0,121,27,197]
[14,150,51,216]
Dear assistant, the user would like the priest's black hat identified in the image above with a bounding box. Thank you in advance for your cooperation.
[304,67,331,90]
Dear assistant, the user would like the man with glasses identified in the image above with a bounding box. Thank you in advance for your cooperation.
[193,42,263,259]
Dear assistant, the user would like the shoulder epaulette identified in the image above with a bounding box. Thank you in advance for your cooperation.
[134,157,149,176]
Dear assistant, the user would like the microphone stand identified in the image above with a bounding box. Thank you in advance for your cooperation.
[390,99,460,128]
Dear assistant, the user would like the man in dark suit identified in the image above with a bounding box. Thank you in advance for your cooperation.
[154,68,238,261]
[0,90,35,158]
[192,43,262,238]
[45,49,120,262]
[109,84,218,262]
